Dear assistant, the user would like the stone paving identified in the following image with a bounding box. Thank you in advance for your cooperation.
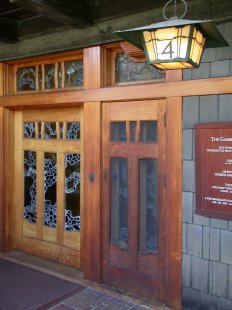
[49,287,153,310]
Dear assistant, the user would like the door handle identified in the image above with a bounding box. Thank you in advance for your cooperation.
[89,172,95,183]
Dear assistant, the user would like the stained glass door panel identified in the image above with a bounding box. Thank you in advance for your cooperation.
[16,107,83,268]
[102,100,166,301]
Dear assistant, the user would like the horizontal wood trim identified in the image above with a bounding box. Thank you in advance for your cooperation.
[18,236,80,268]
[23,107,83,121]
[108,100,158,120]
[109,143,158,158]
[22,139,82,153]
[1,77,231,108]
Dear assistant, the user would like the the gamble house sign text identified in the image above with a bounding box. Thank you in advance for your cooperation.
[195,123,232,219]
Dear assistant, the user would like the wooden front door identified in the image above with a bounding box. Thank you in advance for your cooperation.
[15,107,83,268]
[102,100,166,301]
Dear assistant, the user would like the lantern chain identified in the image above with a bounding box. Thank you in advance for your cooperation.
[163,0,188,20]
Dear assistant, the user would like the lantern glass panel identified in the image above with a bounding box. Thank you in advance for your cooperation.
[143,25,191,63]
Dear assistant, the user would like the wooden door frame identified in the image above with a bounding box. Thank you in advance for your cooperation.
[0,46,231,310]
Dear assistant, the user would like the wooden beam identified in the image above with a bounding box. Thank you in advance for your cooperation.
[0,76,231,108]
[9,0,93,28]
[0,18,18,43]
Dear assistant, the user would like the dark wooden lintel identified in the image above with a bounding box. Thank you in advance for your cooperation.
[9,0,93,28]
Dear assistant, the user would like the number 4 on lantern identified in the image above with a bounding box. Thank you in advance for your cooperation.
[161,40,174,58]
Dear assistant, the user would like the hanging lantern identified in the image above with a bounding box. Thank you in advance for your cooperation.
[115,0,229,70]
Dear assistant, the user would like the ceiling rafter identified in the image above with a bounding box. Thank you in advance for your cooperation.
[0,17,18,42]
[9,0,94,28]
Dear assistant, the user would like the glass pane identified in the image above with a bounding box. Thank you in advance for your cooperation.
[44,153,57,227]
[38,65,42,90]
[66,122,80,140]
[45,63,55,89]
[140,121,158,143]
[24,122,36,139]
[60,122,63,139]
[111,158,128,249]
[44,122,57,139]
[58,62,62,88]
[17,66,36,91]
[65,154,81,231]
[111,122,127,142]
[24,151,37,223]
[130,121,137,143]
[139,159,158,254]
[64,60,83,87]
[115,53,165,83]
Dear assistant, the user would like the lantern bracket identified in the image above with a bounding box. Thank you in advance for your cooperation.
[163,0,187,21]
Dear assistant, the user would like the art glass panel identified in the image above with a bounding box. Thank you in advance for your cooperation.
[44,122,57,139]
[65,154,81,231]
[24,122,36,138]
[45,63,55,89]
[66,122,80,140]
[24,151,37,223]
[64,60,83,87]
[38,65,42,90]
[115,53,165,83]
[139,159,158,254]
[44,153,57,227]
[17,66,36,91]
[140,121,158,143]
[130,121,137,143]
[111,157,128,248]
[111,122,127,142]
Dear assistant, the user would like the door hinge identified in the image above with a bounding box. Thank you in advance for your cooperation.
[164,112,166,127]
[163,270,166,287]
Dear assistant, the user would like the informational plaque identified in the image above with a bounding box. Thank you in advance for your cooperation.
[195,123,232,219]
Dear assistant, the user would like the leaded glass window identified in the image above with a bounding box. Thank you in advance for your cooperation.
[17,67,36,91]
[44,153,57,228]
[115,53,165,83]
[24,151,37,223]
[139,159,158,254]
[65,153,81,231]
[64,60,83,87]
[16,57,83,93]
[111,157,128,249]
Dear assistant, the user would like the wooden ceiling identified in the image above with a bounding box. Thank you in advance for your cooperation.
[0,0,231,60]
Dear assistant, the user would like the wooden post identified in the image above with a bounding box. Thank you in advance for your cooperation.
[83,46,102,282]
[166,97,182,310]
[0,63,4,251]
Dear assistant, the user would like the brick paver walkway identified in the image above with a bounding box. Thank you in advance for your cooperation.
[49,287,153,310]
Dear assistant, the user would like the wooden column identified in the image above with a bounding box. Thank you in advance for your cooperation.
[83,46,102,282]
[0,63,4,251]
[166,97,182,310]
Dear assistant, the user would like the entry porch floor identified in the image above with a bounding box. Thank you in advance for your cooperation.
[0,251,170,310]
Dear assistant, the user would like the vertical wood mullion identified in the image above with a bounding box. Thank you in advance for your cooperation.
[57,152,65,245]
[126,121,130,142]
[56,122,60,139]
[63,122,67,140]
[35,122,39,139]
[36,151,44,240]
[136,121,140,143]
[61,62,65,88]
[41,122,45,139]
[128,158,139,270]
[41,64,45,91]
